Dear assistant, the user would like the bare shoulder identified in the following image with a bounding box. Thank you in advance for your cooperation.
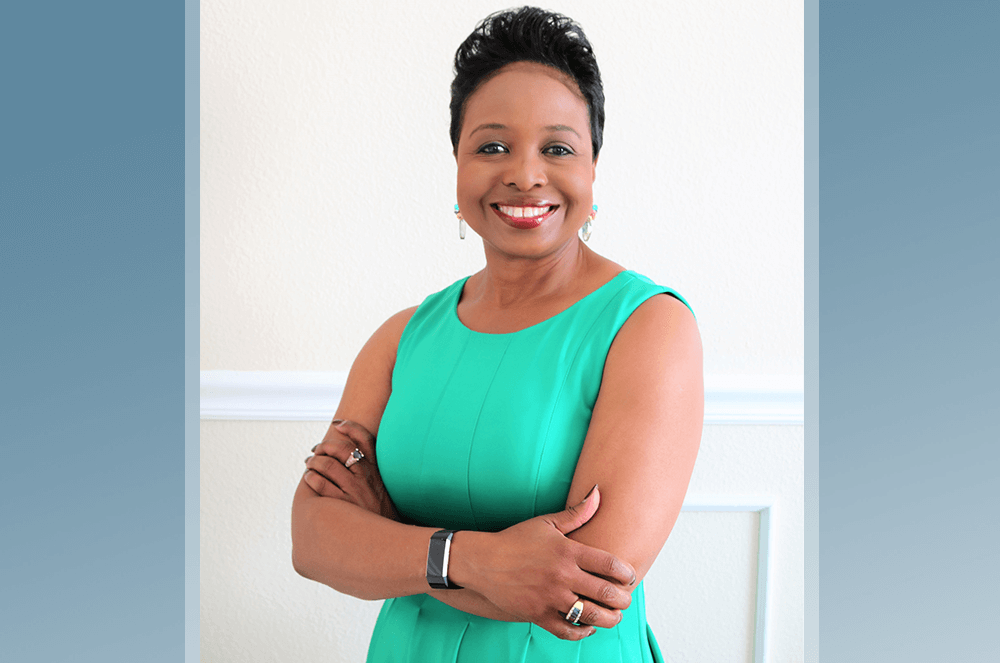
[611,293,701,367]
[366,305,420,362]
[600,292,703,419]
[334,305,418,436]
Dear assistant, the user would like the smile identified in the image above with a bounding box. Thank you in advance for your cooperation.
[490,204,559,229]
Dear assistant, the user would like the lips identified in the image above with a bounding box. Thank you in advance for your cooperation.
[490,203,559,229]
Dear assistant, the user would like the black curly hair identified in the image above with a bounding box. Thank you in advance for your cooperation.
[450,6,605,160]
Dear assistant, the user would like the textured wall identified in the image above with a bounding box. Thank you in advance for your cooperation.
[200,0,803,376]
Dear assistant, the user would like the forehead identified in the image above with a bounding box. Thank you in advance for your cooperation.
[463,62,589,133]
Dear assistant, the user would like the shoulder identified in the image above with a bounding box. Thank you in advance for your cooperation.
[366,273,470,361]
[623,291,697,338]
[363,305,419,366]
[606,291,702,390]
[375,305,420,344]
[335,305,419,435]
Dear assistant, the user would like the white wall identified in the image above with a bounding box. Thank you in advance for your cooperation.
[201,0,803,661]
[201,0,803,375]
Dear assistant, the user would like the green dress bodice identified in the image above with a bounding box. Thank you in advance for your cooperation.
[368,270,692,663]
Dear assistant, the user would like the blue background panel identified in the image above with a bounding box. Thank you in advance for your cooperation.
[0,1,185,661]
[820,2,999,661]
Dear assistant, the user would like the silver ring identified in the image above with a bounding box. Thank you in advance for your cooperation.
[565,599,584,624]
[344,448,364,468]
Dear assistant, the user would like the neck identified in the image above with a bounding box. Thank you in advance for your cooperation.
[472,240,596,308]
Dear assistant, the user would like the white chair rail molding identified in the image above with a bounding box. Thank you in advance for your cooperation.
[200,371,804,425]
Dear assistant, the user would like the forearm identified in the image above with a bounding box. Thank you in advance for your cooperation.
[293,484,524,622]
[293,483,513,610]
[426,530,520,621]
[425,589,521,622]
[292,484,439,600]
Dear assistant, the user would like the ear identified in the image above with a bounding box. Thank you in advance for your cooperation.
[592,154,599,182]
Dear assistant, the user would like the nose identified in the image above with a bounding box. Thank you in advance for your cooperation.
[503,152,547,190]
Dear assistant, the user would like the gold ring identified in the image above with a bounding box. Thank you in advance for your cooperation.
[565,599,584,624]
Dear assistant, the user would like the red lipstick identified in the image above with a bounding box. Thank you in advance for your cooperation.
[490,203,559,229]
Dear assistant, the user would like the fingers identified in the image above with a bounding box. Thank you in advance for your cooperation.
[304,454,361,494]
[312,438,364,472]
[571,568,633,612]
[302,468,346,498]
[330,419,377,459]
[574,543,636,590]
[535,601,597,641]
[547,485,600,535]
[559,595,623,631]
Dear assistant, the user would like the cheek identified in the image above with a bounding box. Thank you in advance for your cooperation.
[456,164,493,198]
[556,168,594,201]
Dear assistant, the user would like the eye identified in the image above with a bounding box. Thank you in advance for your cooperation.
[543,144,574,157]
[477,142,508,155]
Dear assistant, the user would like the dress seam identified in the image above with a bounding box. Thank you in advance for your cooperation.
[451,621,472,659]
[465,336,514,531]
[416,329,473,509]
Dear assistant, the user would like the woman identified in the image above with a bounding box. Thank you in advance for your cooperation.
[292,7,703,662]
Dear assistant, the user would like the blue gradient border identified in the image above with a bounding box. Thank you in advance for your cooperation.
[820,2,999,661]
[6,1,998,660]
[1,2,186,661]
[186,0,201,660]
[804,0,818,661]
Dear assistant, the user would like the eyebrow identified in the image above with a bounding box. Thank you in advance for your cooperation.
[545,124,582,138]
[469,123,582,139]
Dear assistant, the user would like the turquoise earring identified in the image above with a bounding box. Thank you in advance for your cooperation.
[455,204,466,240]
[581,204,597,242]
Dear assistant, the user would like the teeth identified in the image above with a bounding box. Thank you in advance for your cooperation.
[497,205,551,218]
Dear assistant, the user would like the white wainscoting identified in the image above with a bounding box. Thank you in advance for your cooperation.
[682,497,776,663]
[200,371,803,426]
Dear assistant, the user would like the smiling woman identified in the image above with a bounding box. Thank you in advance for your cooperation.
[456,62,597,262]
[291,7,702,663]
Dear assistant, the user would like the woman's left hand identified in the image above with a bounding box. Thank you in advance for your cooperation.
[303,419,401,521]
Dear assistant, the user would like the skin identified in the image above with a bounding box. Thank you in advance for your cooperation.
[292,61,703,641]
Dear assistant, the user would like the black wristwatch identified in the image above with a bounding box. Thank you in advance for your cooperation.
[426,530,464,589]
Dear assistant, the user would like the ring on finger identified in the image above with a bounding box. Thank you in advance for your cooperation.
[344,448,364,468]
[565,599,585,625]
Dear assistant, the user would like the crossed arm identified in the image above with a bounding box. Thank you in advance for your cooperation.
[291,294,703,638]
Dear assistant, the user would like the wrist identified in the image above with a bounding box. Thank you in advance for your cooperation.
[446,530,490,593]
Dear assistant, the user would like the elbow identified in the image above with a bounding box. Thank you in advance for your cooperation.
[290,541,385,602]
[291,545,313,580]
[290,507,320,581]
[291,493,341,585]
[291,536,327,584]
[290,494,395,601]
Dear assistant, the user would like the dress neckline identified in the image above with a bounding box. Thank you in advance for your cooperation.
[451,270,634,336]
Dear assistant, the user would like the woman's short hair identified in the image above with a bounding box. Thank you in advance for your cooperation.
[450,6,605,159]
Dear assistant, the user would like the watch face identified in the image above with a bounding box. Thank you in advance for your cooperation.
[426,530,462,589]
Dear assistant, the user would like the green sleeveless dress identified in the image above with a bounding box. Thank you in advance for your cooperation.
[368,270,692,663]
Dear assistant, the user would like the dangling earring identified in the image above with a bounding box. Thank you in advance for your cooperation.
[455,204,466,240]
[581,204,597,242]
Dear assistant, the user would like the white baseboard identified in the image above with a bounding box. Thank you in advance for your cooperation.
[200,371,803,425]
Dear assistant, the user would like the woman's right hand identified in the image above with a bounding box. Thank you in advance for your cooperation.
[452,486,636,641]
[304,419,400,522]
